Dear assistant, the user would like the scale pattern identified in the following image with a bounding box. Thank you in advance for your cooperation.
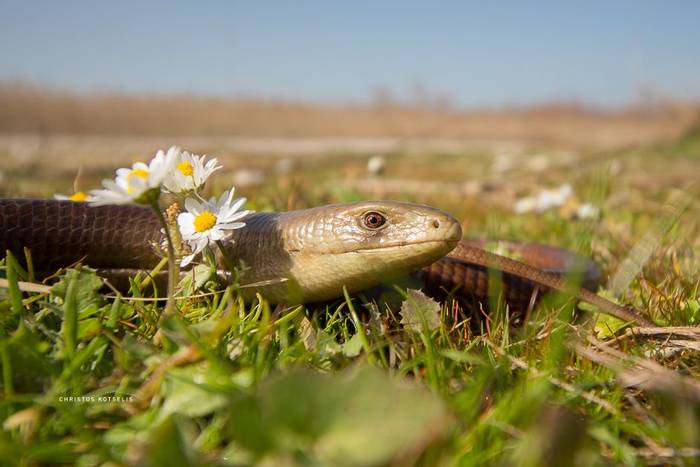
[418,239,602,323]
[0,198,162,271]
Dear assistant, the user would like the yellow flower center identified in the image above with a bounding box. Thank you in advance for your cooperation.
[69,191,88,202]
[177,161,194,176]
[124,168,149,194]
[128,168,149,180]
[194,211,217,233]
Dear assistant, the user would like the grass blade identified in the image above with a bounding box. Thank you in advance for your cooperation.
[5,251,24,316]
[62,274,78,361]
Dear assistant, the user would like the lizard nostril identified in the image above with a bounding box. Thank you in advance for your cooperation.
[432,219,440,229]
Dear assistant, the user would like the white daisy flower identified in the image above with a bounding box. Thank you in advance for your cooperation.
[89,146,179,205]
[177,188,251,266]
[514,184,574,214]
[534,184,572,212]
[54,191,93,202]
[163,150,221,194]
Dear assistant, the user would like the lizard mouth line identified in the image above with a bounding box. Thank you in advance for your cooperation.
[286,239,456,255]
[352,239,455,253]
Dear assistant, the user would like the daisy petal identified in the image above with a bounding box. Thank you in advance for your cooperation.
[184,197,202,215]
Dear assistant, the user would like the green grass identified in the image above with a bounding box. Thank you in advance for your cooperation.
[1,133,700,466]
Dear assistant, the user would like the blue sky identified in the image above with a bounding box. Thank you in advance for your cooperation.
[1,1,699,107]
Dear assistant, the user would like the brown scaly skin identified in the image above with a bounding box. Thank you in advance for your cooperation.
[421,240,655,327]
[0,198,654,326]
[415,239,604,326]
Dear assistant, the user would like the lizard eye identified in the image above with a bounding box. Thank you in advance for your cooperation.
[362,211,386,229]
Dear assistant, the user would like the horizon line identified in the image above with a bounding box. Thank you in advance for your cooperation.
[2,79,696,114]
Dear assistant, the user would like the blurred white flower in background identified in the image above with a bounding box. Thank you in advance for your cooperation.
[90,146,179,205]
[576,203,600,219]
[513,196,538,214]
[367,155,385,176]
[513,183,600,219]
[513,184,600,219]
[177,188,251,266]
[536,184,572,211]
[515,184,573,213]
[163,150,221,194]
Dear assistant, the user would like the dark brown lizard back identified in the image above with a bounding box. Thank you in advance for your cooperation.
[0,199,162,272]
[417,239,603,324]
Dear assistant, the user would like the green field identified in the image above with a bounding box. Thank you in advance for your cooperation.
[1,126,699,466]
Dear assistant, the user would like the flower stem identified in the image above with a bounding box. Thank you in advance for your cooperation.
[152,203,179,316]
